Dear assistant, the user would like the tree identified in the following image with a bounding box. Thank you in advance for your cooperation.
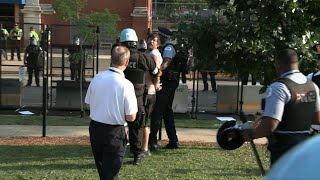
[175,0,320,92]
[53,0,118,117]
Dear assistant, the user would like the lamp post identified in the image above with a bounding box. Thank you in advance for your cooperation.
[96,26,100,74]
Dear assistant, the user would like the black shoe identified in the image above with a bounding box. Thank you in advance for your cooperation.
[149,143,158,152]
[25,83,31,87]
[133,153,146,165]
[202,88,208,92]
[165,142,180,149]
[213,89,217,92]
[36,84,40,87]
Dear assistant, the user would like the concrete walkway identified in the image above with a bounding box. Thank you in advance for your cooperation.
[0,125,267,144]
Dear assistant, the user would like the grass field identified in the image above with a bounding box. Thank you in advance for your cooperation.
[0,143,270,180]
[0,114,225,129]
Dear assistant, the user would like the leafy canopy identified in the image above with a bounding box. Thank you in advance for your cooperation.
[175,0,320,92]
[52,0,118,44]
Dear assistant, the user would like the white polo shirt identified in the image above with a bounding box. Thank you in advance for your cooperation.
[85,67,138,125]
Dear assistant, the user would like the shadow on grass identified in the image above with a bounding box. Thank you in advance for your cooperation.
[0,162,96,171]
[0,145,92,163]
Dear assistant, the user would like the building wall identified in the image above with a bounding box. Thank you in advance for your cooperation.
[39,0,152,44]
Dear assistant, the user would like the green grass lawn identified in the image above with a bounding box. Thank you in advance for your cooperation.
[0,114,225,129]
[0,143,269,180]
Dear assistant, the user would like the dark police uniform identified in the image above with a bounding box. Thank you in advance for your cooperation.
[264,70,320,164]
[124,47,158,162]
[68,45,84,81]
[24,44,42,86]
[149,39,180,149]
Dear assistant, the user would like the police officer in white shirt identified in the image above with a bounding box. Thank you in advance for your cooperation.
[85,46,137,180]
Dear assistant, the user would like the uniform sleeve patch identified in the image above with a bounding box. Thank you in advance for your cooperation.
[165,46,172,51]
[265,87,272,98]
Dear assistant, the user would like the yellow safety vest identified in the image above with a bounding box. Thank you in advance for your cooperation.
[1,28,9,40]
[10,28,23,40]
[30,31,39,41]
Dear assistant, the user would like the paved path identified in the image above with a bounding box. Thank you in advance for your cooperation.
[0,125,267,144]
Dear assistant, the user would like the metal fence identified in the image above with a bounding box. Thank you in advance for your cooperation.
[0,22,105,113]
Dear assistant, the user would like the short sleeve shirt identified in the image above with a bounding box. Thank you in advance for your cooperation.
[306,70,320,80]
[264,70,320,121]
[162,40,176,59]
[150,49,163,68]
[85,67,138,125]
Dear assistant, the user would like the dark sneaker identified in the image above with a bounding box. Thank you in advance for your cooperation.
[202,88,208,92]
[25,83,31,87]
[133,153,146,165]
[213,89,217,92]
[149,143,158,152]
[36,84,40,87]
[143,149,151,156]
[165,143,180,149]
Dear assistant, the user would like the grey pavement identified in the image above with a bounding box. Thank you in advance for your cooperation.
[0,125,267,144]
[0,55,267,144]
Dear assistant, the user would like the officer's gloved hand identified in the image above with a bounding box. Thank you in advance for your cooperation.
[239,121,254,141]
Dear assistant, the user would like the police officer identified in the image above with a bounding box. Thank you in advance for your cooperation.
[138,39,147,53]
[10,23,23,61]
[306,55,320,87]
[68,37,84,82]
[24,38,42,87]
[120,28,159,165]
[241,48,320,165]
[0,24,9,60]
[29,26,39,44]
[149,26,180,150]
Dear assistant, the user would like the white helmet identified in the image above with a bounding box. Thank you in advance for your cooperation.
[119,28,138,42]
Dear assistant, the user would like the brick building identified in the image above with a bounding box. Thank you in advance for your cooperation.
[0,0,152,45]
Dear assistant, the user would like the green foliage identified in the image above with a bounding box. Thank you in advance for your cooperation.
[52,0,86,21]
[68,51,92,65]
[175,0,320,91]
[53,0,118,44]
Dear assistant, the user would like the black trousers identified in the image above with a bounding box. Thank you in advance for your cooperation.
[128,96,145,156]
[200,71,217,90]
[10,40,21,60]
[241,73,256,85]
[89,120,127,180]
[0,40,7,52]
[149,80,179,145]
[70,67,81,81]
[268,133,311,166]
[27,67,40,85]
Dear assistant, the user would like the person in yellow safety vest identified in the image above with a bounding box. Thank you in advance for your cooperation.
[0,24,9,60]
[29,26,39,42]
[9,23,23,61]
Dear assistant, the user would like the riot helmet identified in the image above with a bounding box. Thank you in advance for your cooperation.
[30,37,37,45]
[138,39,147,51]
[73,37,80,45]
[120,28,138,42]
